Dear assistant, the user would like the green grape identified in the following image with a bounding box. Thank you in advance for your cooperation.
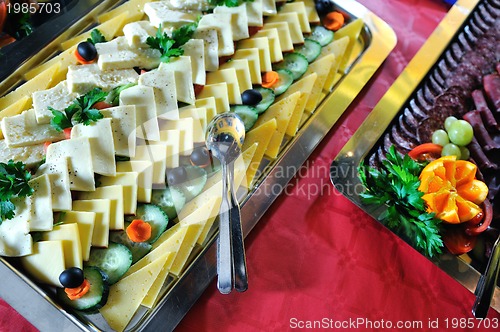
[448,120,474,146]
[459,146,470,160]
[431,129,449,146]
[441,143,462,159]
[444,116,458,132]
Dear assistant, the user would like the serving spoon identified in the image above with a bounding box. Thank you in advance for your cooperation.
[206,113,248,294]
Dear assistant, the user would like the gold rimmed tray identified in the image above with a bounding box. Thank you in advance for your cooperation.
[331,0,500,313]
[0,0,396,330]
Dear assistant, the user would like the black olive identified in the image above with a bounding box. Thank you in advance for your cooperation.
[77,41,97,62]
[315,0,334,15]
[241,89,263,106]
[59,267,84,288]
[190,146,211,167]
[167,166,188,185]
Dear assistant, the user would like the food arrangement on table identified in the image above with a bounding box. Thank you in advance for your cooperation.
[332,0,500,314]
[0,0,396,330]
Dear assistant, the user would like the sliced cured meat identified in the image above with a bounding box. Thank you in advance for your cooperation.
[434,91,467,116]
[437,59,452,79]
[464,26,479,45]
[451,43,464,61]
[417,117,442,144]
[466,53,492,75]
[428,75,445,94]
[391,125,415,151]
[398,115,419,142]
[471,13,490,33]
[478,4,496,24]
[469,20,485,36]
[409,99,428,120]
[469,137,498,170]
[457,33,473,53]
[376,146,387,165]
[429,105,456,124]
[403,108,419,128]
[368,150,380,168]
[444,49,459,70]
[463,110,500,150]
[416,89,433,111]
[472,89,499,131]
[433,69,446,87]
[483,73,500,109]
[446,71,476,93]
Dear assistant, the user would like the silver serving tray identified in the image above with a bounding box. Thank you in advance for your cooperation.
[0,1,396,330]
[330,0,500,314]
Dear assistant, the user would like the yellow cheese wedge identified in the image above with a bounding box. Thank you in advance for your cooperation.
[19,240,65,287]
[99,252,168,332]
[179,107,207,144]
[265,13,304,44]
[334,18,363,72]
[304,54,335,113]
[242,118,277,187]
[28,174,53,231]
[321,37,349,91]
[236,142,258,192]
[220,59,253,94]
[133,145,167,185]
[169,222,203,276]
[160,118,194,156]
[237,37,272,73]
[59,211,96,261]
[98,0,153,23]
[61,12,130,50]
[78,186,124,231]
[254,91,300,159]
[0,64,59,110]
[262,22,294,52]
[178,196,222,246]
[141,251,175,308]
[152,129,180,168]
[138,225,187,267]
[100,172,138,215]
[206,68,242,105]
[42,224,82,269]
[252,28,283,63]
[195,97,218,123]
[25,46,76,81]
[276,72,317,137]
[280,2,311,33]
[0,96,30,138]
[297,0,320,23]
[233,48,262,84]
[72,199,111,247]
[196,83,230,114]
[116,160,153,203]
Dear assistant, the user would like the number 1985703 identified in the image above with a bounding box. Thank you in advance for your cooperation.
[6,1,61,14]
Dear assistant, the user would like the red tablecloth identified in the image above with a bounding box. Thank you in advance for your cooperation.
[2,0,499,331]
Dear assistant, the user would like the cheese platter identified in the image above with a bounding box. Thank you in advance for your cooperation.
[0,0,396,330]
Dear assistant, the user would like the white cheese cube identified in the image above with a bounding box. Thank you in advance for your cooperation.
[182,39,206,86]
[100,105,137,157]
[214,4,249,41]
[32,81,78,124]
[72,199,112,248]
[139,69,179,120]
[193,27,219,72]
[42,224,82,269]
[119,85,160,141]
[159,56,195,105]
[0,197,32,256]
[100,172,138,215]
[28,174,53,231]
[96,37,161,71]
[123,21,156,48]
[246,0,264,27]
[160,0,211,11]
[198,13,234,56]
[0,140,45,168]
[262,0,277,15]
[35,158,72,211]
[66,64,138,95]
[144,2,198,29]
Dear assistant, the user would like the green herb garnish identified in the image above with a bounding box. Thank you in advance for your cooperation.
[50,88,107,131]
[0,160,33,223]
[358,145,443,258]
[107,83,137,106]
[208,0,254,7]
[146,21,199,63]
[87,29,106,45]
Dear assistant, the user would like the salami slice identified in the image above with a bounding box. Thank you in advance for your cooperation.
[391,125,415,152]
[409,99,428,120]
[403,108,419,128]
[434,91,467,116]
[398,115,419,142]
[417,117,443,144]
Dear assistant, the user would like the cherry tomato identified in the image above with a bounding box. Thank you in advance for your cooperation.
[442,226,477,255]
[465,200,493,236]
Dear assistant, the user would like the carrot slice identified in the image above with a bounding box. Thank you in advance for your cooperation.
[43,141,51,153]
[74,49,95,65]
[126,219,152,243]
[324,11,345,31]
[261,71,279,88]
[63,127,72,139]
[65,279,91,300]
[408,143,443,160]
[92,101,112,110]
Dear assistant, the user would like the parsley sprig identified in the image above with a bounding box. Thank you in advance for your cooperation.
[87,29,106,45]
[49,88,107,132]
[358,145,443,258]
[208,0,254,7]
[0,160,33,223]
[146,21,199,63]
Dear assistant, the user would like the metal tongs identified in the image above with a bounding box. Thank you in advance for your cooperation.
[206,113,248,294]
[472,232,500,318]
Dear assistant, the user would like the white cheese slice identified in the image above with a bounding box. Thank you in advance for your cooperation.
[182,39,206,86]
[32,81,78,124]
[280,2,311,33]
[198,13,234,56]
[206,68,242,105]
[158,56,195,105]
[71,118,116,177]
[19,240,65,287]
[28,174,53,231]
[46,137,95,191]
[151,129,180,168]
[66,64,138,95]
[100,172,138,215]
[262,0,277,15]
[160,118,194,156]
[237,37,272,72]
[100,105,137,157]
[119,85,160,141]
[78,186,125,231]
[196,83,230,114]
[0,197,32,256]
[2,109,65,147]
[144,2,198,29]
[192,26,219,72]
[233,48,262,84]
[213,4,249,41]
[179,107,207,143]
[59,211,96,261]
[220,59,253,93]
[122,21,156,48]
[253,28,283,63]
[42,223,82,269]
[35,158,72,211]
[116,161,153,203]
[262,22,294,52]
[139,68,179,120]
[72,199,112,247]
[265,13,304,44]
[160,0,211,11]
[96,36,161,71]
[0,140,45,169]
[246,0,264,27]
[132,145,167,185]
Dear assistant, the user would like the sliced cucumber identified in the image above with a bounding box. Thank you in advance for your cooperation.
[309,25,334,46]
[230,105,259,131]
[57,267,109,312]
[254,87,275,114]
[151,186,186,220]
[173,165,208,201]
[126,204,169,244]
[86,242,132,285]
[295,39,322,63]
[109,228,152,263]
[273,53,309,81]
[273,69,294,96]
